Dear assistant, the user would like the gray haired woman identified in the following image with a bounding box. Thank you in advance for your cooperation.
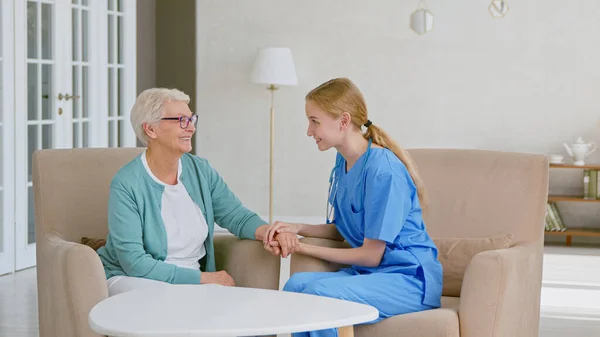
[97,88,299,296]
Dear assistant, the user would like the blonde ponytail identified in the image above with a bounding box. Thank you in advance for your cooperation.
[365,124,428,211]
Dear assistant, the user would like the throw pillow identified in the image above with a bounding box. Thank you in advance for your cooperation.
[433,233,515,297]
[81,237,106,251]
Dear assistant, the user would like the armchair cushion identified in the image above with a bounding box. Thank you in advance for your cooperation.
[355,296,461,337]
[433,233,514,296]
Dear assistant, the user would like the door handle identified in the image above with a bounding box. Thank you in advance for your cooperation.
[57,93,80,101]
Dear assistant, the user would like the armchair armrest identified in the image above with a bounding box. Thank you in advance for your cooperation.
[213,233,280,290]
[459,242,543,337]
[37,234,107,337]
[65,242,109,336]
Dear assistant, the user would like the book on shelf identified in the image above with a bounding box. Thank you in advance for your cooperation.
[545,202,566,232]
[583,169,600,200]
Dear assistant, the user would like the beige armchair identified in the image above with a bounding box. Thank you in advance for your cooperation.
[290,149,548,337]
[33,148,281,337]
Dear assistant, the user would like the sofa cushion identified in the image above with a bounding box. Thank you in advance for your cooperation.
[81,237,106,251]
[355,296,460,337]
[433,233,514,296]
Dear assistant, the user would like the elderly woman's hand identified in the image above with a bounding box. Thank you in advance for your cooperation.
[264,221,301,244]
[263,239,282,256]
[200,270,235,286]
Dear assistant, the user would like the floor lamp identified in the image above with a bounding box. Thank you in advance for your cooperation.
[250,47,298,224]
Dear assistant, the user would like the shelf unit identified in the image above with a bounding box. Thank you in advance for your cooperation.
[547,163,600,246]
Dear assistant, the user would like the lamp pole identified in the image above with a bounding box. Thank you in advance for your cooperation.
[268,84,278,224]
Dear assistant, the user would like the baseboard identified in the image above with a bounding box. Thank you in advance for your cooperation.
[543,281,600,291]
[541,306,600,320]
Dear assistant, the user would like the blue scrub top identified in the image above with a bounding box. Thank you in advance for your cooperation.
[329,144,442,308]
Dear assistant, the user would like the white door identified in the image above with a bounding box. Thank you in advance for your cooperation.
[0,0,15,276]
[12,0,136,271]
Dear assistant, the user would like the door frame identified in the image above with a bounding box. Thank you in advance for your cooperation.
[0,0,15,276]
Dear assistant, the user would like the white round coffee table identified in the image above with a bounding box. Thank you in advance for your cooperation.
[89,283,378,337]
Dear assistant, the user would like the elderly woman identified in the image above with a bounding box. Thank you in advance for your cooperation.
[97,88,298,296]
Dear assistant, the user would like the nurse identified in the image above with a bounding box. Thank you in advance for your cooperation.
[264,77,443,337]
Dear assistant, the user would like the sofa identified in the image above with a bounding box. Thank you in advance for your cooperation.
[34,147,548,337]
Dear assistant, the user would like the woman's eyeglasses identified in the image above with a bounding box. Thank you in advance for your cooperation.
[161,115,199,129]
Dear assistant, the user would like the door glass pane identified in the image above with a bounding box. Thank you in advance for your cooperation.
[109,121,115,147]
[27,64,37,120]
[41,4,52,60]
[108,15,114,63]
[108,68,115,116]
[118,120,124,147]
[27,185,35,244]
[83,122,89,148]
[117,16,123,64]
[27,126,38,182]
[73,122,79,148]
[108,0,114,11]
[27,2,38,59]
[42,125,53,149]
[42,64,52,120]
[72,66,79,118]
[117,68,123,116]
[72,8,78,61]
[117,0,122,12]
[82,9,88,62]
[82,66,88,117]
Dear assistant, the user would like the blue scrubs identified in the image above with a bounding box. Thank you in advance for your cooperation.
[284,142,443,337]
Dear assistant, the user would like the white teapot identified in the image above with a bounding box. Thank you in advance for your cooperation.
[564,136,596,166]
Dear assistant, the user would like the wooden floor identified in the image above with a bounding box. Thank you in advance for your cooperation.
[1,245,600,337]
[0,266,38,337]
[539,244,600,336]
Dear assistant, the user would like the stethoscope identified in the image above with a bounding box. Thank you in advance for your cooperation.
[326,138,373,224]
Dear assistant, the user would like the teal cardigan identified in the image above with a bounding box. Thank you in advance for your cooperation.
[97,153,267,284]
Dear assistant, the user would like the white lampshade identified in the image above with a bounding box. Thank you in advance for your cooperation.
[250,47,298,86]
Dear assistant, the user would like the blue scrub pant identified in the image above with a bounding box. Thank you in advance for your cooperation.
[283,269,434,337]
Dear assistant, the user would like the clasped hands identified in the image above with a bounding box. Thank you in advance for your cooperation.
[201,222,301,287]
[262,221,301,258]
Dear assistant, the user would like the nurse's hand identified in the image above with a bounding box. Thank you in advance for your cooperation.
[270,232,300,258]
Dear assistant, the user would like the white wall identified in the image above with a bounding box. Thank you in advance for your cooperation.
[195,0,600,229]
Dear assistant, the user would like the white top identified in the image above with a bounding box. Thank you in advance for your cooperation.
[142,151,208,270]
[89,284,379,337]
